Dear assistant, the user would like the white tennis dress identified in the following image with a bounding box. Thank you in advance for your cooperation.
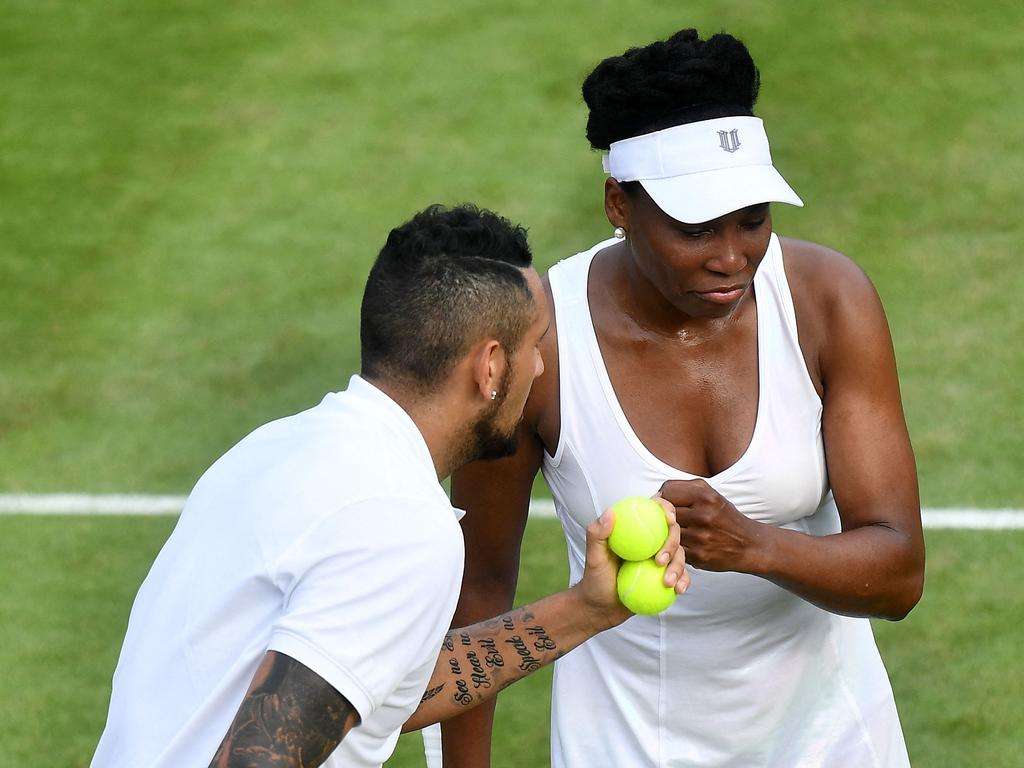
[541,235,911,767]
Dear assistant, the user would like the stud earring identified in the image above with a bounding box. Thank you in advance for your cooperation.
[613,226,626,239]
[490,390,497,400]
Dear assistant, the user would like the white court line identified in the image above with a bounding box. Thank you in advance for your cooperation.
[919,509,1024,530]
[0,494,1023,529]
[0,494,189,515]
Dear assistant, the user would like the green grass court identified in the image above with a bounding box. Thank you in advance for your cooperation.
[2,1,1022,766]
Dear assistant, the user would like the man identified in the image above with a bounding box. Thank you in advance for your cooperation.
[91,204,687,768]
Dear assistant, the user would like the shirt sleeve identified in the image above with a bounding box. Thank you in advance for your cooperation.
[266,496,464,721]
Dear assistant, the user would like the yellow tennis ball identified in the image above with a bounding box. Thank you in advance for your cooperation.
[608,496,669,561]
[616,558,676,615]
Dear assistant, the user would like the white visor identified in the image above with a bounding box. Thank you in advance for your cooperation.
[602,116,803,224]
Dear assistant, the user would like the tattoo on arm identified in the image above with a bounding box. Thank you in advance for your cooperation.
[208,651,360,768]
[449,609,555,708]
[527,626,556,651]
[420,683,445,704]
[405,597,589,732]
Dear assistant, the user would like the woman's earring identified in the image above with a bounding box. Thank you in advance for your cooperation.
[613,226,626,239]
[490,390,497,400]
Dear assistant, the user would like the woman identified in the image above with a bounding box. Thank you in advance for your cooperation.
[442,29,923,767]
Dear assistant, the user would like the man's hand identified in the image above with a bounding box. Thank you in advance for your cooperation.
[574,496,690,631]
[403,497,688,732]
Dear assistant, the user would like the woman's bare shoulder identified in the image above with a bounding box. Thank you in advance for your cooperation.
[778,236,881,316]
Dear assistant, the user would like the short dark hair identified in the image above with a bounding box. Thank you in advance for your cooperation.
[360,204,534,393]
[582,29,761,150]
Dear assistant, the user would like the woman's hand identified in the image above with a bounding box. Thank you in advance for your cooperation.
[659,479,764,573]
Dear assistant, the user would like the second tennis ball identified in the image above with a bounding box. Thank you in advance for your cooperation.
[608,496,670,561]
[616,558,677,615]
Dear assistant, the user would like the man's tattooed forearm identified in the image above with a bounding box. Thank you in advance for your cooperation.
[527,625,557,652]
[465,650,491,689]
[478,638,504,668]
[453,678,473,705]
[504,635,541,672]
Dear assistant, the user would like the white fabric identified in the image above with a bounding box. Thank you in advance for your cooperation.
[91,376,464,768]
[541,236,910,767]
[421,722,443,768]
[602,117,803,224]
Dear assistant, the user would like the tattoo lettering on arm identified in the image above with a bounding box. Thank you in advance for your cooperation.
[465,650,492,689]
[404,590,612,733]
[208,651,360,768]
[453,678,473,705]
[504,635,542,672]
[478,638,504,669]
[527,626,556,652]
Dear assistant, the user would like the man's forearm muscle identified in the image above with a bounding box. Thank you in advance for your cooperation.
[404,589,612,732]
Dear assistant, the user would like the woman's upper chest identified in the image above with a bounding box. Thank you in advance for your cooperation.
[581,242,826,479]
[589,290,761,478]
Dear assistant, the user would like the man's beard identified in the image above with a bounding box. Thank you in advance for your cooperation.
[470,405,521,462]
[466,364,520,463]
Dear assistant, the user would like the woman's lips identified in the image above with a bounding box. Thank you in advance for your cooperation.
[696,285,746,304]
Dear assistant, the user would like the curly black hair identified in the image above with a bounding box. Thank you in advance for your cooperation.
[360,204,534,393]
[582,29,761,149]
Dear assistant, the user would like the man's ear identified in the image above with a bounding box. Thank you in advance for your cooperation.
[471,338,506,402]
[604,177,633,232]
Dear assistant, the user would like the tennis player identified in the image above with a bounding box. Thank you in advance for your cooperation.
[443,30,924,767]
[90,204,687,768]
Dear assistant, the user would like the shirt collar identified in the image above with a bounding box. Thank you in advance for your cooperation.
[341,376,466,521]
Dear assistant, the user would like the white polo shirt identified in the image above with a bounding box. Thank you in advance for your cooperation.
[92,376,465,768]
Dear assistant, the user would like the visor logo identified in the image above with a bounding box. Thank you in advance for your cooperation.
[718,129,741,153]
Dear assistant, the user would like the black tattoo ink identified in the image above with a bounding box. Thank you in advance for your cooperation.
[420,683,445,704]
[478,637,505,669]
[505,635,541,672]
[527,625,557,652]
[207,652,358,768]
[454,679,473,705]
[465,650,492,689]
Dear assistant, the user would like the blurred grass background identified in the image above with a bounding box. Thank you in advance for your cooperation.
[1,0,1022,766]
[3,0,1021,502]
